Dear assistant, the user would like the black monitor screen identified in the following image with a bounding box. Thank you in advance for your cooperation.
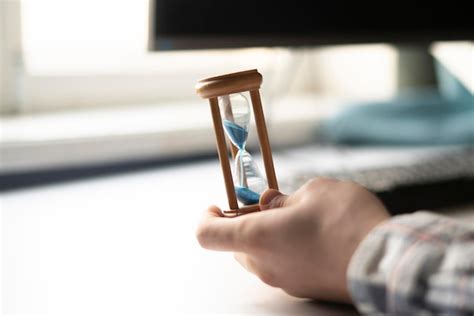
[150,1,473,50]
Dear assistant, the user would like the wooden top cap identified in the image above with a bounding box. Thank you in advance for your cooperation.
[195,69,263,99]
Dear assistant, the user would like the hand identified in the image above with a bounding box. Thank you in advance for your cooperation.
[196,178,390,303]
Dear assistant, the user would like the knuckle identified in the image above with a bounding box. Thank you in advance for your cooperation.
[233,252,247,268]
[268,194,287,209]
[283,288,308,299]
[233,252,240,262]
[257,270,278,287]
[341,179,362,189]
[304,177,335,190]
[304,178,321,189]
[195,225,209,248]
[341,180,369,196]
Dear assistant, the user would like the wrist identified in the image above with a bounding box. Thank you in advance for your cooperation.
[345,214,390,302]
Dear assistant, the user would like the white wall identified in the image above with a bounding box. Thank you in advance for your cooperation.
[0,1,24,114]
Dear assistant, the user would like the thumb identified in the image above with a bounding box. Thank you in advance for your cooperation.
[259,189,288,211]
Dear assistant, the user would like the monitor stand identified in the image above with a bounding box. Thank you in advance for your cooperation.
[396,44,437,91]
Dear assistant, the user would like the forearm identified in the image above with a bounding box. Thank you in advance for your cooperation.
[348,211,474,315]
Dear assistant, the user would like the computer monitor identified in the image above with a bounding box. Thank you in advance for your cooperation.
[149,1,473,50]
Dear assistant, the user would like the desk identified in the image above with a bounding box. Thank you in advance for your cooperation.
[2,160,358,315]
[2,147,473,315]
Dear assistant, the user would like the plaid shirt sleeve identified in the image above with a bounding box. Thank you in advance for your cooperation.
[347,211,474,315]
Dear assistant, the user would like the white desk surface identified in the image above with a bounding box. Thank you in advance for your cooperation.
[2,146,473,315]
[2,159,360,316]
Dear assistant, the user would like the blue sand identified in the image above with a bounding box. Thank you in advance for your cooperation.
[235,186,260,205]
[223,120,248,149]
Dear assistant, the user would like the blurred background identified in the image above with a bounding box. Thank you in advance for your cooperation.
[1,1,472,182]
[1,1,471,177]
[1,0,473,315]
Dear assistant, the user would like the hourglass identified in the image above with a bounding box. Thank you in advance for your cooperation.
[196,69,278,216]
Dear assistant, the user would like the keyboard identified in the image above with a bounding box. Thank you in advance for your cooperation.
[283,149,474,215]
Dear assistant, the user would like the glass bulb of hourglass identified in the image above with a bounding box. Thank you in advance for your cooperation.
[219,93,267,205]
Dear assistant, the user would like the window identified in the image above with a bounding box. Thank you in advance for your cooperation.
[1,0,407,173]
[16,0,285,112]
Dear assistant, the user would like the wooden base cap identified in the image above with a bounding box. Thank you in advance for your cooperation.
[222,204,260,217]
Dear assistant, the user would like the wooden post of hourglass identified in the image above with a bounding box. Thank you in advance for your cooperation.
[195,69,278,216]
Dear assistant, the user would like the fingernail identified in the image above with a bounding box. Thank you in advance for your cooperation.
[259,189,282,208]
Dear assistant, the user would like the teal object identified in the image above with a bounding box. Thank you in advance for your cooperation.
[223,120,248,149]
[320,59,474,146]
[320,92,474,146]
[235,186,261,205]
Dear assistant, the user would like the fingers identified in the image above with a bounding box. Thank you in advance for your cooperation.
[259,189,289,211]
[197,189,293,252]
[196,205,246,252]
[234,252,256,274]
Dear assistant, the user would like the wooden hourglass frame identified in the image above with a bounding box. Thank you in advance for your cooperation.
[195,69,278,216]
